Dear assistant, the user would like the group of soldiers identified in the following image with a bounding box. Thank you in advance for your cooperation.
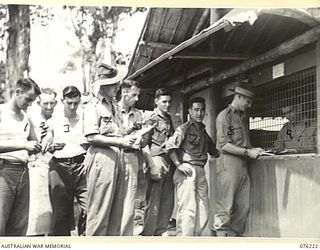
[1,62,312,238]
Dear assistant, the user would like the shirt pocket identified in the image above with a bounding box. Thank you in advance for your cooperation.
[228,125,243,143]
[153,124,168,144]
[186,132,202,154]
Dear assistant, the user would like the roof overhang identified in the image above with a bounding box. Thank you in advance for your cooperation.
[128,8,260,80]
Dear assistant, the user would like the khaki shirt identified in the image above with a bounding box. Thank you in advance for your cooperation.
[119,106,143,135]
[216,105,251,152]
[274,120,317,153]
[144,109,174,157]
[166,119,218,166]
[84,94,123,137]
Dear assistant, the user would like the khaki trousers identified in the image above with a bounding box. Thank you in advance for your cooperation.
[174,163,209,236]
[85,146,121,236]
[141,155,174,236]
[213,154,250,236]
[107,151,139,236]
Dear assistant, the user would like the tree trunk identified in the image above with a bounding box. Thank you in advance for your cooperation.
[88,54,97,86]
[96,39,106,67]
[110,15,119,66]
[6,5,30,99]
[87,23,100,87]
[80,44,87,93]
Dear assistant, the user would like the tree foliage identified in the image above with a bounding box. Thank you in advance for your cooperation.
[63,6,146,92]
[30,5,54,26]
[0,4,147,99]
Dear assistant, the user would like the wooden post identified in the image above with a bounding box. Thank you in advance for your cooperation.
[315,40,320,153]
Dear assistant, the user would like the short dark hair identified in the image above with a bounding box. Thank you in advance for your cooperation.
[189,97,206,109]
[62,86,81,99]
[40,88,57,98]
[120,79,139,91]
[155,88,171,99]
[16,78,41,96]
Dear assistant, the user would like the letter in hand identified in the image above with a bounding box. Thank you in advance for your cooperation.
[121,135,137,149]
[42,140,51,153]
[42,141,65,153]
[25,141,42,153]
[177,163,193,177]
[279,148,298,154]
[123,121,144,135]
[247,148,264,159]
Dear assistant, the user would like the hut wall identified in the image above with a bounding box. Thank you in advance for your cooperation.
[247,155,320,237]
[200,47,318,237]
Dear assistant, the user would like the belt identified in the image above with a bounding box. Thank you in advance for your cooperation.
[0,158,27,167]
[123,149,137,153]
[182,161,205,168]
[54,154,85,164]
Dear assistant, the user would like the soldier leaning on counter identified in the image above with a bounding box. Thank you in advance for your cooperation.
[213,84,263,237]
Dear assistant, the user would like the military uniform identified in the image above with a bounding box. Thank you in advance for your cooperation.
[274,120,317,153]
[214,105,251,236]
[107,106,143,236]
[84,94,124,236]
[166,119,218,236]
[140,109,175,236]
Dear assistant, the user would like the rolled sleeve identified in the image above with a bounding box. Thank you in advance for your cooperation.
[83,103,100,137]
[216,113,233,149]
[166,127,185,152]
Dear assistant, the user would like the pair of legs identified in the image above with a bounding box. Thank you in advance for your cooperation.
[48,154,87,236]
[213,154,250,236]
[27,161,52,236]
[85,146,122,236]
[141,155,175,236]
[0,162,29,236]
[174,163,210,236]
[107,151,139,236]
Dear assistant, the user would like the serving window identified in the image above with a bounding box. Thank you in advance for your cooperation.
[248,67,317,153]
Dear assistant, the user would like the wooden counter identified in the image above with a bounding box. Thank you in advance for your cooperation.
[207,154,320,238]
